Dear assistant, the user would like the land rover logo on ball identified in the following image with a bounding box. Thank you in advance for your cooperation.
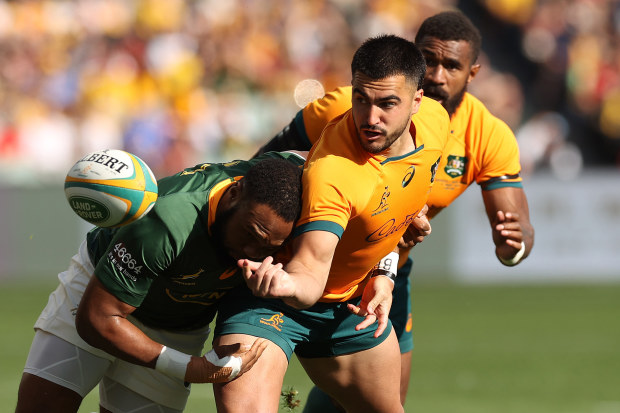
[69,196,110,222]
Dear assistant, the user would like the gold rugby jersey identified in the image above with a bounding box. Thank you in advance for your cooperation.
[294,107,449,302]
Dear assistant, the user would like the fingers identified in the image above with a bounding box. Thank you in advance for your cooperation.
[373,312,388,338]
[238,339,269,377]
[354,314,377,331]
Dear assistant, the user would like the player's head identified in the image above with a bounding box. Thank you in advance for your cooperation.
[213,158,302,261]
[415,10,482,117]
[350,34,426,154]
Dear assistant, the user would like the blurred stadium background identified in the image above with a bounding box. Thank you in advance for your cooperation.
[1,0,619,412]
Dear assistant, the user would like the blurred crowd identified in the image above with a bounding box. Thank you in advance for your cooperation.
[0,0,618,182]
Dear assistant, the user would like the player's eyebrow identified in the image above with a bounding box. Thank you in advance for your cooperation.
[352,87,401,103]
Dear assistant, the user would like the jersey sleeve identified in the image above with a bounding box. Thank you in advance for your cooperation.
[94,215,173,307]
[301,86,353,146]
[294,155,351,239]
[476,117,523,190]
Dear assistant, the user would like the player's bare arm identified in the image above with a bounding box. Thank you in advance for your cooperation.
[76,277,268,383]
[239,230,339,309]
[481,186,535,266]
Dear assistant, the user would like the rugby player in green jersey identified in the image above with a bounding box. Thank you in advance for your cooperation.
[16,153,304,413]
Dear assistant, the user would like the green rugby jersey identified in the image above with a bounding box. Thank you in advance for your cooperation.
[86,152,304,330]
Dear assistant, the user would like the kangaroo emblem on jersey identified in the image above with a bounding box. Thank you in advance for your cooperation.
[445,155,467,178]
[372,186,390,216]
[401,166,415,187]
[260,312,285,331]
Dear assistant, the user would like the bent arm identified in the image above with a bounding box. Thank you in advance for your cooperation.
[75,276,163,367]
[241,230,339,309]
[76,276,267,383]
[481,186,535,266]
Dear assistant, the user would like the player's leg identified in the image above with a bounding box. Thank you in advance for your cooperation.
[299,329,403,413]
[16,330,112,413]
[212,333,289,413]
[99,376,184,413]
[302,260,415,411]
[301,386,344,413]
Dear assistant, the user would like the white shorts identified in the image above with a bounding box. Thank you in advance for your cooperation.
[27,239,211,411]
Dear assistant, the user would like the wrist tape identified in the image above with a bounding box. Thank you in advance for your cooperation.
[205,349,242,379]
[155,346,191,380]
[499,242,526,266]
[370,251,399,282]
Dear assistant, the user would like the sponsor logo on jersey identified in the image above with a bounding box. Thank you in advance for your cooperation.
[165,288,230,305]
[259,312,285,331]
[366,212,418,243]
[444,155,467,178]
[430,156,441,183]
[401,166,415,187]
[371,186,390,216]
[107,242,144,282]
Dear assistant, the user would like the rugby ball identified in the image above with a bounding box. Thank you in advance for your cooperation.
[64,149,158,227]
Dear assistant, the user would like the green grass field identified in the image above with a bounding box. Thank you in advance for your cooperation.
[2,278,619,413]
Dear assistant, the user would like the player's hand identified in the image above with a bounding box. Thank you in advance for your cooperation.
[347,275,394,338]
[239,257,296,299]
[184,339,269,383]
[493,210,524,262]
[398,204,431,249]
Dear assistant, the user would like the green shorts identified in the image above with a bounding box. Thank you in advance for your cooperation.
[391,257,414,353]
[214,286,393,360]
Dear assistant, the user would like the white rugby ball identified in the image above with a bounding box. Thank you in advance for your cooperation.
[64,149,158,228]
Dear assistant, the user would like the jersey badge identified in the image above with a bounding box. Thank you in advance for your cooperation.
[259,312,285,331]
[445,155,467,178]
[401,166,415,188]
[371,186,390,216]
[172,269,204,285]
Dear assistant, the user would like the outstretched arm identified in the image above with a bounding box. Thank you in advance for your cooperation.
[481,186,534,266]
[240,230,339,309]
[75,276,267,383]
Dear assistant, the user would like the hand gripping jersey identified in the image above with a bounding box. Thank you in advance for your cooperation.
[86,152,305,330]
[294,108,449,302]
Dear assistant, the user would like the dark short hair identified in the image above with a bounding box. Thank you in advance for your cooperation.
[415,11,482,64]
[242,158,302,222]
[351,34,426,90]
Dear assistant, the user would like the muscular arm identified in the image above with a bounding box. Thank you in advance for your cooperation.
[241,230,339,309]
[75,276,161,367]
[76,276,268,382]
[481,186,535,265]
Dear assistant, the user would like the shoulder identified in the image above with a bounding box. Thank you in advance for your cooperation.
[302,86,353,145]
[460,93,515,137]
[414,96,450,150]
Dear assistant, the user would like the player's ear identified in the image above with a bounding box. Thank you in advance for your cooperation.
[227,180,244,205]
[468,64,481,84]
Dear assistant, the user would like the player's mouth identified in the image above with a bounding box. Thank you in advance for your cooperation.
[361,127,385,141]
